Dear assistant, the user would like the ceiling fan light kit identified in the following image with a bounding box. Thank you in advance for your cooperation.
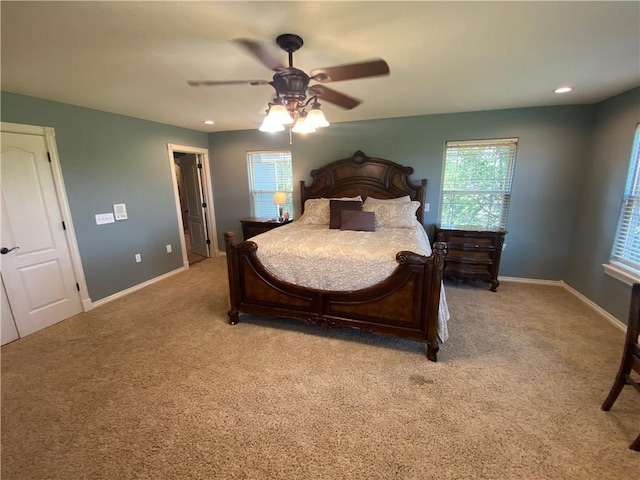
[188,33,390,135]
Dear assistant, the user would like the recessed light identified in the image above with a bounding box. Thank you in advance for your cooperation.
[203,120,215,125]
[554,86,573,94]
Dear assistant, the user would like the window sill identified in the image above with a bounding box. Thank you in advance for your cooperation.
[603,262,640,286]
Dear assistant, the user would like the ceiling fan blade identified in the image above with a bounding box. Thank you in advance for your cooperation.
[310,59,390,83]
[308,85,362,110]
[235,38,285,71]
[188,80,271,87]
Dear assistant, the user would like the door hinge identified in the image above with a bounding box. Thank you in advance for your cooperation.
[62,221,67,230]
[76,283,80,292]
[197,163,203,169]
[47,152,52,162]
[201,202,207,208]
[206,239,211,245]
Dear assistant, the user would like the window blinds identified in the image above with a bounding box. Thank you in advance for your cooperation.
[611,125,640,273]
[246,151,293,218]
[440,138,518,230]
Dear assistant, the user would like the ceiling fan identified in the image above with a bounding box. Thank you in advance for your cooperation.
[188,33,390,132]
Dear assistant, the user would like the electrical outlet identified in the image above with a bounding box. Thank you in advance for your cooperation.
[425,203,430,212]
[95,213,115,225]
[135,253,141,263]
[166,244,172,253]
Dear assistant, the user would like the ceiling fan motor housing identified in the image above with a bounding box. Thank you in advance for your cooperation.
[272,68,309,106]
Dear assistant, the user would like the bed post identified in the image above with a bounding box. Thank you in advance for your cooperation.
[426,241,447,361]
[224,231,241,325]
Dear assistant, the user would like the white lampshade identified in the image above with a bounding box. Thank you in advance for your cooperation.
[273,192,287,205]
[291,116,316,134]
[259,116,285,133]
[306,107,329,128]
[266,104,294,125]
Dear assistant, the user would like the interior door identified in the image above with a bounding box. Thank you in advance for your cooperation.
[1,132,83,338]
[181,154,209,257]
[1,277,19,345]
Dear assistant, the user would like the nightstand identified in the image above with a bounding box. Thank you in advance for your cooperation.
[434,227,506,292]
[240,217,292,240]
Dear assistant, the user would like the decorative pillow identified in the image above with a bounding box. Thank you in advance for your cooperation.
[340,210,376,232]
[298,197,363,225]
[297,199,330,224]
[363,201,420,228]
[364,195,411,205]
[329,200,363,229]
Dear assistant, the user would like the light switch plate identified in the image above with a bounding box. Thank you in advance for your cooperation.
[95,213,115,225]
[113,203,128,220]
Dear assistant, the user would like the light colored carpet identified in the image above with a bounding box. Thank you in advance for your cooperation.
[1,256,639,479]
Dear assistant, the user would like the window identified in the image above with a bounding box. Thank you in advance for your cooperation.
[607,125,640,284]
[439,138,518,230]
[246,150,293,219]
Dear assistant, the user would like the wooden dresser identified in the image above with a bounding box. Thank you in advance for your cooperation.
[240,217,292,240]
[434,227,506,292]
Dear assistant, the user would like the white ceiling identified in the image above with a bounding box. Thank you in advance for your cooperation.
[1,1,639,133]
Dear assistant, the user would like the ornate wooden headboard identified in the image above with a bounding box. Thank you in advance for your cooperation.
[300,150,427,223]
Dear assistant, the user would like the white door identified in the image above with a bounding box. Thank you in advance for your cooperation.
[1,277,19,345]
[182,154,209,257]
[1,131,83,338]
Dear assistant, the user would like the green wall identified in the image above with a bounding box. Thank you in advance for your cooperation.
[209,104,595,282]
[1,92,209,301]
[566,88,640,321]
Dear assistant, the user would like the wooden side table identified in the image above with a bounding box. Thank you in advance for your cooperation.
[240,217,292,240]
[434,227,506,292]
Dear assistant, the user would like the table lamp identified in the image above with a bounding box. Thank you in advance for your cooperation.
[273,192,287,222]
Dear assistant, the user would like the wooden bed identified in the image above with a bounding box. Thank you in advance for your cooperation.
[224,150,447,361]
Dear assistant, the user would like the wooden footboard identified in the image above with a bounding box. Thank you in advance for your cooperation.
[224,231,447,361]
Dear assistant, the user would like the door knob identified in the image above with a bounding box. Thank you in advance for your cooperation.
[0,247,19,255]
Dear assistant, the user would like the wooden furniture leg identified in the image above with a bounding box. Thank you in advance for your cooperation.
[601,283,640,451]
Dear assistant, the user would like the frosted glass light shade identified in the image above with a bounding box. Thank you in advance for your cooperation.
[306,108,329,128]
[266,104,294,125]
[259,116,285,132]
[291,116,316,134]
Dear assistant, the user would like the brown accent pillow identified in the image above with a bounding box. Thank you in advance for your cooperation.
[340,210,376,232]
[329,200,363,229]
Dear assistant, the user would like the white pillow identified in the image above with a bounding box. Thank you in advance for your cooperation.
[364,195,411,205]
[363,201,421,228]
[298,197,363,225]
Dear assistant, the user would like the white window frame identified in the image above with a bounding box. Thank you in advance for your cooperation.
[604,124,640,285]
[439,138,518,231]
[246,150,293,219]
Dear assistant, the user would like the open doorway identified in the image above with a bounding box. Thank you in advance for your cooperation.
[166,144,218,267]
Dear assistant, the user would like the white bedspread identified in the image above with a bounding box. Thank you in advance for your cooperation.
[250,220,450,341]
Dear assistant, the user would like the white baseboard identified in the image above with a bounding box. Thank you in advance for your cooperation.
[90,266,186,309]
[91,252,225,310]
[499,276,563,287]
[559,281,626,332]
[499,275,625,332]
[81,298,94,312]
